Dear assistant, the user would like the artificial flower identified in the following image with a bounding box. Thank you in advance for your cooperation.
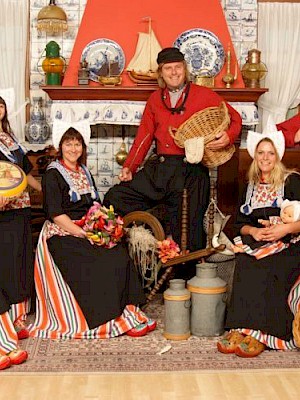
[75,202,124,249]
[157,238,181,263]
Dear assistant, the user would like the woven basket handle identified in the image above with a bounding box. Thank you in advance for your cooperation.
[169,126,178,140]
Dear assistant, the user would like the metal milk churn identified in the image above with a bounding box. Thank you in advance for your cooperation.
[187,262,227,337]
[163,279,191,340]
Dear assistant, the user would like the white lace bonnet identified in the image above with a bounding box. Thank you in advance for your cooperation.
[52,120,91,150]
[247,116,285,160]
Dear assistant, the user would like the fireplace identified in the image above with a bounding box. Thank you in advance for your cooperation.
[37,85,266,207]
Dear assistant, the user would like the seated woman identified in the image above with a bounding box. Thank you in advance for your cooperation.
[217,123,300,357]
[29,121,155,340]
[0,96,42,370]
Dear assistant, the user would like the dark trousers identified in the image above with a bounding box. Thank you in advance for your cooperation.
[103,155,210,252]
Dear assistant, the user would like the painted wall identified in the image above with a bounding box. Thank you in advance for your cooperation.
[63,0,243,87]
[28,0,258,197]
[29,0,258,113]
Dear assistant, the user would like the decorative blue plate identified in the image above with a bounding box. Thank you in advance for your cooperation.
[173,29,225,77]
[81,38,125,82]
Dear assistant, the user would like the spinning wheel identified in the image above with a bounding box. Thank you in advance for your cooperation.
[123,193,224,305]
[123,211,165,241]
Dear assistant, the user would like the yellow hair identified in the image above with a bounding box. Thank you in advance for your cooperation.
[248,138,296,190]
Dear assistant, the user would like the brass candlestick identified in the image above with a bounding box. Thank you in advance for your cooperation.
[222,44,237,89]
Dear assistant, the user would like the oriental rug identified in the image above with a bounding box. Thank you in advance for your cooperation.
[2,297,300,374]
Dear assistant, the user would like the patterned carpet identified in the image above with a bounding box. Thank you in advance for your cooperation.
[3,298,300,374]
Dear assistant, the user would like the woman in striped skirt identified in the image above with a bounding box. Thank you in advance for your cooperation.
[217,127,300,357]
[29,122,155,341]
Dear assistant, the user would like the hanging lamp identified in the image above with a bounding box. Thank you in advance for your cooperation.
[37,0,68,34]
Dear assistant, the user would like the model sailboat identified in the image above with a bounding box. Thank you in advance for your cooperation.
[127,17,162,84]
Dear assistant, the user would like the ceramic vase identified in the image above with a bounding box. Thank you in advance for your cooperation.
[25,97,50,144]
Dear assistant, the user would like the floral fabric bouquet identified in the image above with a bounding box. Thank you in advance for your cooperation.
[75,202,124,249]
[157,238,181,263]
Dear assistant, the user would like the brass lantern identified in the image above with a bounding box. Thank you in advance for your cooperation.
[37,0,68,34]
[241,49,267,88]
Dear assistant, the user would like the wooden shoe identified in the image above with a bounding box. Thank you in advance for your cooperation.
[235,335,265,358]
[7,349,28,365]
[292,309,300,348]
[0,355,11,371]
[126,319,157,337]
[126,323,148,337]
[14,319,29,340]
[147,319,157,333]
[217,331,245,354]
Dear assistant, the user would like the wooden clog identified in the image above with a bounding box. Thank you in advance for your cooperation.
[217,331,245,354]
[14,319,30,340]
[235,335,265,358]
[0,355,11,370]
[7,349,28,365]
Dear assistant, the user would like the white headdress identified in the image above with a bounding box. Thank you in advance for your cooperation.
[246,116,285,160]
[281,199,300,222]
[52,120,91,150]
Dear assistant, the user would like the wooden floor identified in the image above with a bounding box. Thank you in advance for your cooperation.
[1,369,299,399]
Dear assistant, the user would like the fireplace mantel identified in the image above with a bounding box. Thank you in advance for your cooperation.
[42,86,268,103]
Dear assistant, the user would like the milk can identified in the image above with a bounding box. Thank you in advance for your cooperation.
[163,279,191,340]
[187,262,227,337]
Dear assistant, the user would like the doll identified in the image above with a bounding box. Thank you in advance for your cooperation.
[232,199,300,259]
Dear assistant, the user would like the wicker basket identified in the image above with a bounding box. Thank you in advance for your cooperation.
[169,102,235,168]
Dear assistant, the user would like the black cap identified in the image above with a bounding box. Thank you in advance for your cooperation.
[157,47,185,65]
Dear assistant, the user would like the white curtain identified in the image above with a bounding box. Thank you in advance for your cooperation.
[0,0,29,141]
[257,3,300,128]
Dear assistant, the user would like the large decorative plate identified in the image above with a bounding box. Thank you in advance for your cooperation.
[81,38,125,82]
[0,161,27,198]
[173,29,225,77]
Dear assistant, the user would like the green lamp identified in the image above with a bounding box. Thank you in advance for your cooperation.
[41,41,66,85]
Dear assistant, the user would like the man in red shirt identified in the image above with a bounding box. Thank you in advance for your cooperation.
[276,113,300,147]
[104,47,242,256]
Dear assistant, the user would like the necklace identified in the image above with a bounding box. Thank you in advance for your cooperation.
[168,83,185,93]
[60,159,79,172]
[161,83,190,115]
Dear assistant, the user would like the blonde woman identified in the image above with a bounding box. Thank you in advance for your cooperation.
[218,126,300,357]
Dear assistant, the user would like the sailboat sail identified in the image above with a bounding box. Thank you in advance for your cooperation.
[127,29,162,73]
